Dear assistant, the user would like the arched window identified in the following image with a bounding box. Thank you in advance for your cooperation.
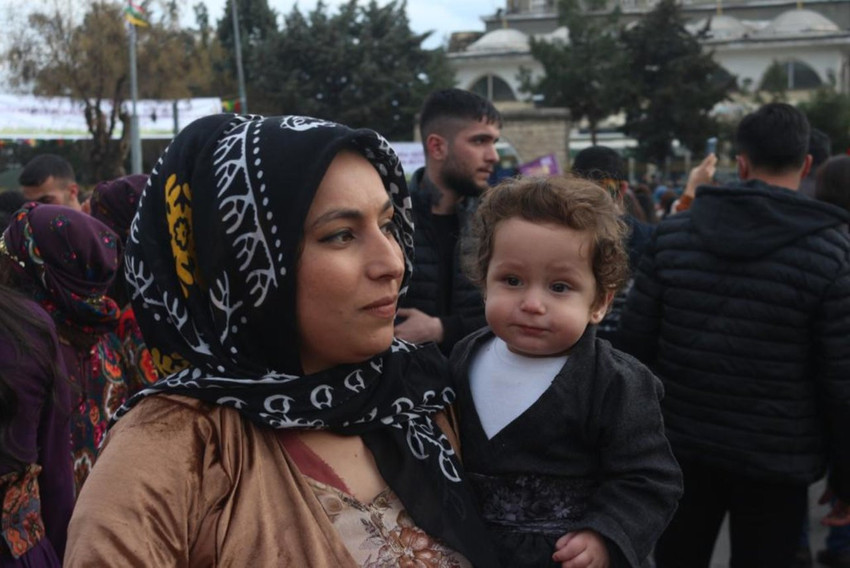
[470,75,517,102]
[787,61,823,89]
[759,60,823,91]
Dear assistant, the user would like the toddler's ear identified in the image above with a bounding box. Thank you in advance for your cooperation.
[590,290,615,324]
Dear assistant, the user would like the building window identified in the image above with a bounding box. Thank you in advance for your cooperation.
[470,75,517,102]
[760,60,823,91]
[529,0,554,14]
[786,61,823,90]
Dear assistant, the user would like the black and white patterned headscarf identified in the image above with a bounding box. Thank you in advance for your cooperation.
[117,113,498,566]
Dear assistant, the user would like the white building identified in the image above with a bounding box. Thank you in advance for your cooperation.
[692,9,850,94]
[449,5,850,104]
[446,1,850,165]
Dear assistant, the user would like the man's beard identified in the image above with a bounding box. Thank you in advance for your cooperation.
[441,160,487,199]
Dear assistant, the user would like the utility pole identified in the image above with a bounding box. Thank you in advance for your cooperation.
[231,0,248,114]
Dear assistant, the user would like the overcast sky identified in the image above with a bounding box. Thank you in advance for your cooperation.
[7,1,502,49]
[200,0,502,48]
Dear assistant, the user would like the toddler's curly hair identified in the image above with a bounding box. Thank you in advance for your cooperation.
[463,175,629,307]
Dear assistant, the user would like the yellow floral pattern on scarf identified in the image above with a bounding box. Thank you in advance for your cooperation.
[165,174,200,298]
[150,346,189,376]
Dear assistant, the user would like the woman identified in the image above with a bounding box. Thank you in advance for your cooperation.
[89,174,159,393]
[65,114,499,566]
[0,282,73,567]
[2,203,122,494]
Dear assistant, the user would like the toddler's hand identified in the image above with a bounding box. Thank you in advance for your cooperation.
[552,530,610,568]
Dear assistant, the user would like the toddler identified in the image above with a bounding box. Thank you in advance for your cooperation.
[451,175,683,567]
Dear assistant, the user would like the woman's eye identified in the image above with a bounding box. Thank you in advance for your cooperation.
[381,221,398,239]
[551,282,570,293]
[320,230,354,244]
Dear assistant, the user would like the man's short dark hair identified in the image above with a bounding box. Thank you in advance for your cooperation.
[736,103,810,173]
[18,154,76,187]
[572,146,626,181]
[419,88,502,142]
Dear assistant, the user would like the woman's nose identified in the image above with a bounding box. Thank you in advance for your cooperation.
[367,231,405,281]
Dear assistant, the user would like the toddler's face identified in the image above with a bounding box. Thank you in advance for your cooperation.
[484,217,611,357]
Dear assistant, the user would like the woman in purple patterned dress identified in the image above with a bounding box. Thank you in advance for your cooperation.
[0,278,73,567]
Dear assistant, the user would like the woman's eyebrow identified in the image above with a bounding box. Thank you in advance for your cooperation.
[308,199,392,229]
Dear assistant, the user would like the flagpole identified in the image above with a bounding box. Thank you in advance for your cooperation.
[128,3,142,174]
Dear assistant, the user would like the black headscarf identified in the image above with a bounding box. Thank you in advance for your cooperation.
[117,114,498,566]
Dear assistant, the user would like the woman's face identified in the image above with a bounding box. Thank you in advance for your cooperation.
[296,151,405,374]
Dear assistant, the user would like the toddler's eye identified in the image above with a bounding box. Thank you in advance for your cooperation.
[505,276,521,287]
[551,282,570,293]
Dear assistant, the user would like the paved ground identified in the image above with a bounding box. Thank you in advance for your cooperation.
[709,478,831,567]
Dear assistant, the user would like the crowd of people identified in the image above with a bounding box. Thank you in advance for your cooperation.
[0,90,848,568]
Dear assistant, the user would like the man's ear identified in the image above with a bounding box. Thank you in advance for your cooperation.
[68,183,80,203]
[425,133,448,161]
[736,154,750,180]
[799,154,813,180]
[590,290,615,324]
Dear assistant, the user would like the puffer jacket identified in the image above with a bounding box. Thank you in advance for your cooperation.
[399,168,485,353]
[619,179,850,500]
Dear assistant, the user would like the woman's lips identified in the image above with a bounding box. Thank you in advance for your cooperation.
[363,296,397,319]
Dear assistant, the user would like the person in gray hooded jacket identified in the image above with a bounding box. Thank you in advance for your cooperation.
[619,102,850,568]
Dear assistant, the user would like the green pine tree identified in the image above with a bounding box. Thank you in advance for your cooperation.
[619,0,735,167]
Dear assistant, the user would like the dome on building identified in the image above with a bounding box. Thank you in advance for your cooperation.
[759,9,840,35]
[467,28,530,53]
[687,15,750,40]
[536,26,570,44]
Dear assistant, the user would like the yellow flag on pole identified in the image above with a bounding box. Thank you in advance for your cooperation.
[124,3,149,27]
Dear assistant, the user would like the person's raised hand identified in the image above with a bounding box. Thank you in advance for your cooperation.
[394,308,444,344]
[552,530,610,568]
[684,153,718,198]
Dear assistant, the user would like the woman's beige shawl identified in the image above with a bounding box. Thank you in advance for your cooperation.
[64,394,461,567]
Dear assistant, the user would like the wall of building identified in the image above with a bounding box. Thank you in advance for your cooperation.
[497,107,572,170]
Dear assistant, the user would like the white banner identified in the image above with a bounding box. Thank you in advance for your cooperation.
[0,94,222,139]
[389,142,425,176]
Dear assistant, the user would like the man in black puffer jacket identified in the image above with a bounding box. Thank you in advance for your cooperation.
[395,89,502,354]
[619,103,850,568]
